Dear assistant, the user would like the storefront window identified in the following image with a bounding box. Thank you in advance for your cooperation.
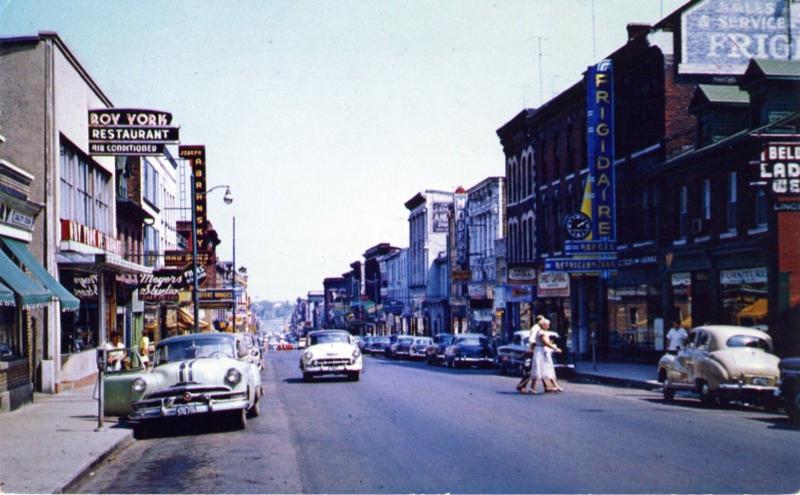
[608,284,662,351]
[0,308,19,361]
[720,267,768,331]
[671,272,692,328]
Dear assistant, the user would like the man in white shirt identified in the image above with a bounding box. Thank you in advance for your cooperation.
[665,321,688,354]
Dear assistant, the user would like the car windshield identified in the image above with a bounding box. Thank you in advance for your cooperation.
[399,337,413,344]
[309,332,350,345]
[457,336,486,346]
[373,337,389,344]
[155,338,235,365]
[726,334,772,352]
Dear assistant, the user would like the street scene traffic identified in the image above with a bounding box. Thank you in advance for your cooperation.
[1,0,800,494]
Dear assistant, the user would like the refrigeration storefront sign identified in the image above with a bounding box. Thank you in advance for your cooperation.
[680,0,800,75]
[455,193,468,268]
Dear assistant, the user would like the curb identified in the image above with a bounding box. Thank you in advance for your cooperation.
[572,372,661,391]
[60,431,134,494]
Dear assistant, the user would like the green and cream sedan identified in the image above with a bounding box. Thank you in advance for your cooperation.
[299,330,363,382]
[104,333,262,432]
[658,325,780,408]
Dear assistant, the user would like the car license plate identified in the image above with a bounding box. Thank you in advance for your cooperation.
[752,377,771,386]
[176,404,197,416]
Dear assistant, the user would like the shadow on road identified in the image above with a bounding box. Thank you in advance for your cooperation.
[283,376,353,384]
[127,415,243,439]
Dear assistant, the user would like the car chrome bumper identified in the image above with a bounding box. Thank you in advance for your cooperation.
[302,363,362,374]
[131,395,250,420]
[718,383,778,399]
[455,356,494,363]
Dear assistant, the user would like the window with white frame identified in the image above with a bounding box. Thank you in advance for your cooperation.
[726,172,737,231]
[60,140,112,234]
[702,179,711,220]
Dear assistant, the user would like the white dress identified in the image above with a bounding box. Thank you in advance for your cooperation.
[531,326,547,379]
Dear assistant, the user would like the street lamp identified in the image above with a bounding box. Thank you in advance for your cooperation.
[190,184,233,333]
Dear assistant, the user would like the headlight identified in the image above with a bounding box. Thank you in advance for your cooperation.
[225,368,242,385]
[352,348,361,358]
[131,378,147,393]
[304,351,313,360]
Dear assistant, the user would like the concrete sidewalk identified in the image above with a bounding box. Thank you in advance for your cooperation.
[572,359,662,390]
[0,383,133,494]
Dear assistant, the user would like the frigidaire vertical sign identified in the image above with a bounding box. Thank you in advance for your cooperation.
[586,59,616,241]
[178,146,208,250]
[680,0,800,75]
[88,108,179,155]
[454,192,468,268]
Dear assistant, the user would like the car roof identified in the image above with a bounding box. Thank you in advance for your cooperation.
[692,325,771,341]
[455,333,487,338]
[308,329,349,336]
[158,332,235,345]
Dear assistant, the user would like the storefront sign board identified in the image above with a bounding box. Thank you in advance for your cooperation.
[586,59,617,242]
[431,202,449,232]
[537,271,570,298]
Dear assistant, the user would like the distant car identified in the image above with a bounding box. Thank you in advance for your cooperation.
[115,333,263,434]
[358,336,372,352]
[658,325,780,408]
[242,333,264,370]
[778,356,800,426]
[0,342,16,361]
[383,334,401,359]
[297,337,307,349]
[444,333,495,368]
[366,336,390,354]
[393,336,415,358]
[409,337,433,359]
[496,330,532,375]
[299,329,363,381]
[425,333,454,365]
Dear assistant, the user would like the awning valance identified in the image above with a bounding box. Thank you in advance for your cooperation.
[0,246,52,309]
[3,238,80,311]
[0,280,15,307]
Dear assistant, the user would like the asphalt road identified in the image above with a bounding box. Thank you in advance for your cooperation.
[75,350,800,494]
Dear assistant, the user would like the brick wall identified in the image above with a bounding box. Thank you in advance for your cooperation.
[663,56,697,158]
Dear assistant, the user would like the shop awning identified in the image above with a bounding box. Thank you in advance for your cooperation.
[3,238,80,311]
[0,280,15,307]
[738,299,768,320]
[0,246,52,309]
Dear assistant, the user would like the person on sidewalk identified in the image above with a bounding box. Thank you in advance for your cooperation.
[541,328,564,392]
[516,315,544,395]
[665,321,688,354]
[139,335,151,370]
[103,332,126,372]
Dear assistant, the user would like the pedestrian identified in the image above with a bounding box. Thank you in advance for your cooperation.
[665,320,688,354]
[139,334,151,370]
[516,314,544,395]
[103,332,126,372]
[541,328,564,393]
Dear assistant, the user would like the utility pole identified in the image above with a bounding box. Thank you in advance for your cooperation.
[232,215,237,333]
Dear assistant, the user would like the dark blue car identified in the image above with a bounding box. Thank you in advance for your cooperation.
[425,333,454,365]
[444,333,495,368]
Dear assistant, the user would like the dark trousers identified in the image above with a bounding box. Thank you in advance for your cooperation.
[516,353,534,390]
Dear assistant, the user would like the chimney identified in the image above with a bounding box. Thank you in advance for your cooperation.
[626,23,651,41]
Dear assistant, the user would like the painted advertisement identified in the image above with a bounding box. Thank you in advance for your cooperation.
[680,0,800,75]
[432,202,450,232]
[759,142,800,196]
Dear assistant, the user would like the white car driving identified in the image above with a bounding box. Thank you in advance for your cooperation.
[300,329,363,382]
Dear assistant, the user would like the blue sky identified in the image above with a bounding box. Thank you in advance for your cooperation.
[0,0,685,301]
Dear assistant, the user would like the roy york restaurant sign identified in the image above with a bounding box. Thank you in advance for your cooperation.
[88,109,179,156]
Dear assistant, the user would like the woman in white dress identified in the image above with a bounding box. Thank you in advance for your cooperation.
[539,324,564,392]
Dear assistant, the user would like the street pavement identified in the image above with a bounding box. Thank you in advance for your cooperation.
[0,383,132,494]
[71,351,799,494]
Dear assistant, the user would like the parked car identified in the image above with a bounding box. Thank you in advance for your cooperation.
[366,335,390,354]
[425,333,454,365]
[392,335,415,358]
[658,325,780,408]
[297,337,307,349]
[444,333,495,368]
[496,330,532,375]
[109,333,263,435]
[383,334,401,359]
[0,342,16,361]
[242,333,264,370]
[409,337,433,359]
[778,356,800,426]
[299,329,363,381]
